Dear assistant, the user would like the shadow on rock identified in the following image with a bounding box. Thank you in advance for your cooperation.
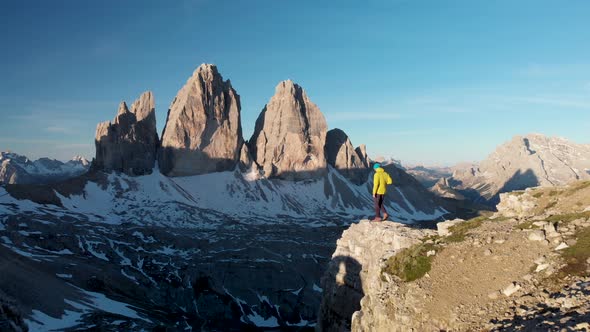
[317,255,363,332]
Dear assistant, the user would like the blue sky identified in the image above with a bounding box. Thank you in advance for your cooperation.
[1,0,589,165]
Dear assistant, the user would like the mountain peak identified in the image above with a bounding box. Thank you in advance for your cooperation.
[248,81,327,180]
[159,64,243,176]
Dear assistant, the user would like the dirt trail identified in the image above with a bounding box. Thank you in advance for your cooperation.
[419,219,551,329]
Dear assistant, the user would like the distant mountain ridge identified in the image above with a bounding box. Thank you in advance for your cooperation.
[0,152,89,185]
[432,134,590,206]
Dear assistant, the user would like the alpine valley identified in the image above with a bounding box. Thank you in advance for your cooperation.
[0,64,455,331]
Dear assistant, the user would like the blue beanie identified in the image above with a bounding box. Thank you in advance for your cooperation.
[373,163,381,169]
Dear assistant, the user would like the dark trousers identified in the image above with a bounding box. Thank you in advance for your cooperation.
[374,194,387,217]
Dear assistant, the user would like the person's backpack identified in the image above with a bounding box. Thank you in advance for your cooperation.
[385,172,393,185]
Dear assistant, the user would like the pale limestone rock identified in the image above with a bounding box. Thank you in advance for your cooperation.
[502,282,521,297]
[318,220,434,331]
[555,242,569,251]
[325,128,369,185]
[94,91,158,175]
[528,230,546,241]
[496,192,536,218]
[248,80,327,181]
[436,218,465,237]
[535,263,550,272]
[159,64,243,176]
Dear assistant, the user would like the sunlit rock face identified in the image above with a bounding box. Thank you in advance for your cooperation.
[249,80,327,181]
[442,134,590,205]
[159,64,243,176]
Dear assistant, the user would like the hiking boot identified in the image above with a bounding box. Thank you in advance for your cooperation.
[383,213,389,220]
[371,217,382,222]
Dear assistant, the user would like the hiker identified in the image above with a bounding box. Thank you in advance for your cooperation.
[372,163,393,222]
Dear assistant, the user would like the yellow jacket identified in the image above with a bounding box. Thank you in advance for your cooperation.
[373,167,393,195]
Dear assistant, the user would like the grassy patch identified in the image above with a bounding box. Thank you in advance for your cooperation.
[382,242,437,282]
[549,190,559,197]
[545,201,557,210]
[546,211,590,224]
[491,215,511,222]
[444,216,486,243]
[532,192,544,198]
[566,181,590,196]
[382,215,488,283]
[512,191,526,196]
[516,220,540,230]
[559,227,590,277]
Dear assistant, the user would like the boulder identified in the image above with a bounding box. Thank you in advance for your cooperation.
[94,91,158,175]
[159,64,243,176]
[248,80,327,181]
[325,128,369,185]
[436,218,465,237]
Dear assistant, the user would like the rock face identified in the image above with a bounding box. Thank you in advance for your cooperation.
[318,221,433,331]
[442,134,590,206]
[325,129,369,184]
[355,145,369,168]
[94,91,158,175]
[430,177,465,200]
[159,64,243,176]
[0,152,89,185]
[248,80,327,181]
[405,165,453,189]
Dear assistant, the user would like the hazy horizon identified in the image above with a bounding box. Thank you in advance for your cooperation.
[1,1,589,165]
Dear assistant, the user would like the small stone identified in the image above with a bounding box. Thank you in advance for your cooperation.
[486,236,493,244]
[494,239,506,244]
[536,263,550,272]
[427,250,436,257]
[488,291,500,300]
[522,274,533,282]
[555,242,569,251]
[502,282,521,296]
[484,249,493,256]
[534,256,546,265]
[575,322,590,330]
[528,230,546,241]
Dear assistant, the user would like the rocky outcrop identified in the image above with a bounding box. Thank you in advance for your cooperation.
[319,181,590,331]
[0,152,89,185]
[318,221,433,331]
[248,80,327,181]
[325,129,369,185]
[442,134,590,206]
[406,165,453,189]
[159,64,243,176]
[430,177,465,200]
[355,145,369,168]
[94,91,158,175]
